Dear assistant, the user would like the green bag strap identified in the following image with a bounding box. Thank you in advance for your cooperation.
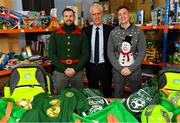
[160,98,178,112]
[160,88,170,97]
[0,102,13,123]
[75,119,81,123]
[172,108,180,122]
[107,114,120,123]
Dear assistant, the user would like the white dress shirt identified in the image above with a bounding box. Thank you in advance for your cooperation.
[90,24,105,63]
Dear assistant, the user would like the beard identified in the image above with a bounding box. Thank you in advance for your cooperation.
[66,19,73,23]
[65,19,74,25]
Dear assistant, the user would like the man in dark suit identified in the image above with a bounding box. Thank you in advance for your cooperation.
[82,3,113,97]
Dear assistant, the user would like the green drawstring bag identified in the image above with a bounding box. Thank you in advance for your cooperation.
[0,98,27,123]
[71,100,138,123]
[124,86,160,116]
[81,88,108,115]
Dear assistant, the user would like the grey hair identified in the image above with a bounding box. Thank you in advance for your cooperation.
[90,3,103,14]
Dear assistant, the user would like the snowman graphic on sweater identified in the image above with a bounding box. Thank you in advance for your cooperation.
[119,35,134,66]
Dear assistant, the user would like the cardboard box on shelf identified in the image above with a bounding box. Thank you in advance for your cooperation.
[0,0,21,54]
[144,30,163,41]
[154,0,166,8]
[110,0,126,14]
[73,2,82,17]
[0,35,21,54]
[110,0,151,22]
[124,0,137,11]
[0,0,13,9]
[136,0,151,22]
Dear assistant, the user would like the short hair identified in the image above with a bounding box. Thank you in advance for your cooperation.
[90,3,103,14]
[62,8,75,16]
[117,6,129,12]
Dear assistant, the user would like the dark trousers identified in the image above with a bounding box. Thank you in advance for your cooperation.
[113,68,142,98]
[52,70,84,94]
[86,62,112,97]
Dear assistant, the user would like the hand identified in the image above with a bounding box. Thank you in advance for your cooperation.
[64,68,75,77]
[120,67,131,76]
[64,68,71,77]
[68,68,76,77]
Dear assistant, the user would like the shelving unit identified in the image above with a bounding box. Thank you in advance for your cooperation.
[0,28,55,77]
[140,0,179,65]
[0,0,179,69]
[139,25,165,30]
[168,25,180,29]
[0,70,11,77]
[0,25,179,34]
[139,25,180,30]
[0,23,179,68]
[142,61,166,67]
[0,27,55,93]
[0,28,54,34]
[139,24,180,66]
[163,0,169,62]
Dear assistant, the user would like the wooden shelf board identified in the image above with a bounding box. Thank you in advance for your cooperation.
[0,25,179,33]
[168,25,180,29]
[142,61,166,67]
[139,25,180,30]
[0,28,55,34]
[139,25,165,30]
[0,70,12,76]
[166,63,180,67]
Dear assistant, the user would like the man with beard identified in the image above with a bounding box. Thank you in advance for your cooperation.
[48,8,89,94]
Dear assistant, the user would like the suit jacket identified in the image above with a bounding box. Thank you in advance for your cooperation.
[82,24,113,69]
